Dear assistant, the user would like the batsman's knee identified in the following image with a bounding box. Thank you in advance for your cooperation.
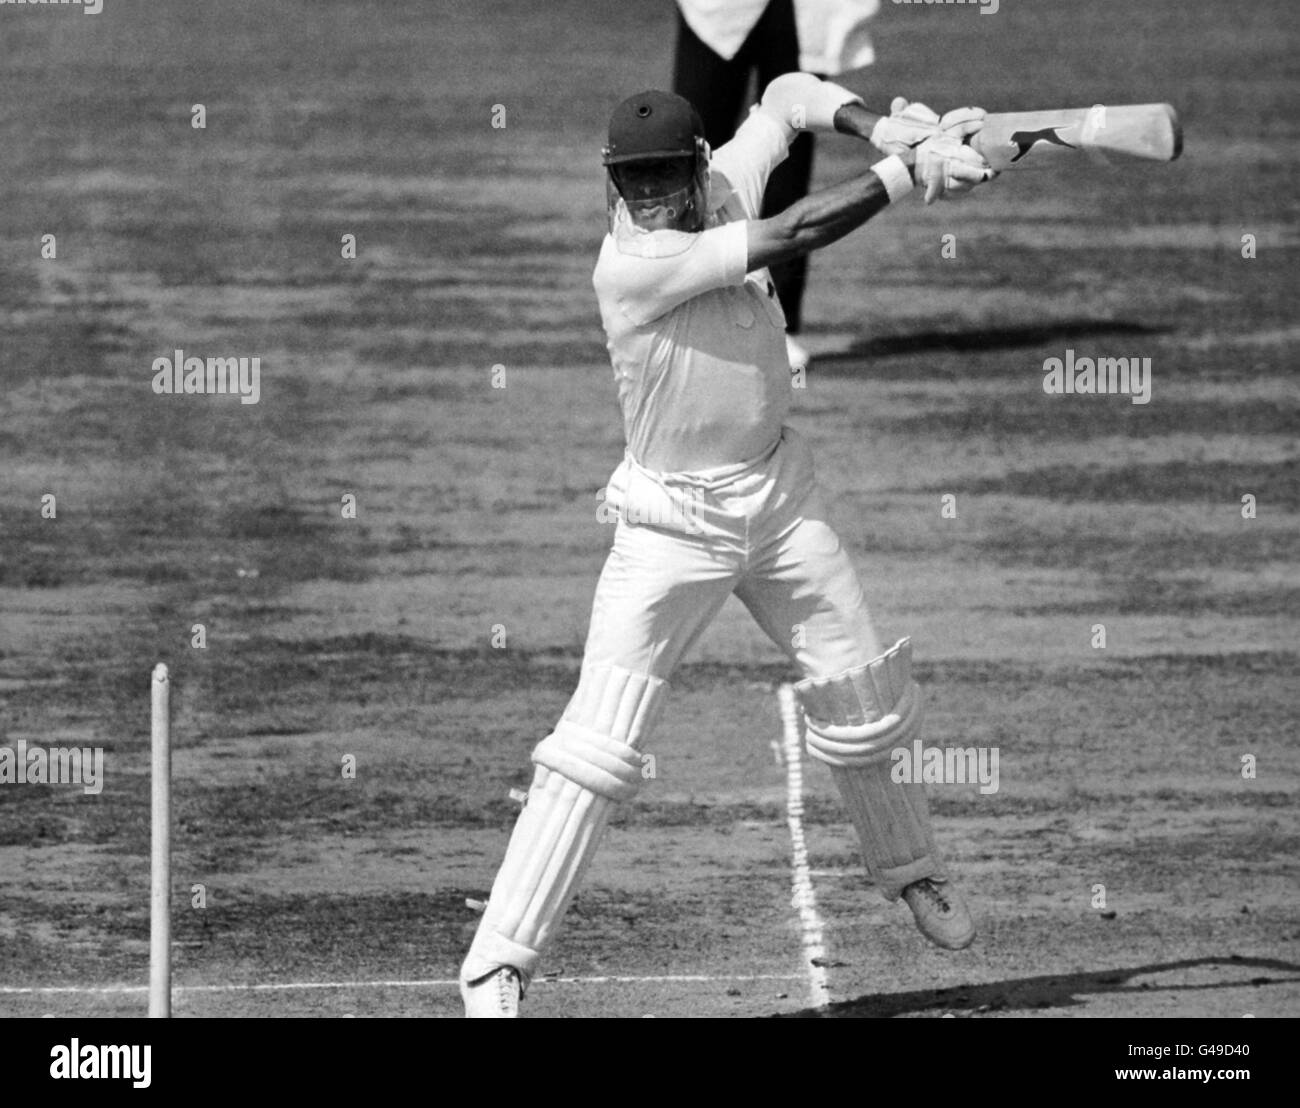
[795,637,924,766]
[533,662,668,798]
[531,725,646,802]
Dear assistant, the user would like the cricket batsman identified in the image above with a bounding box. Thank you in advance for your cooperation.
[460,73,998,1017]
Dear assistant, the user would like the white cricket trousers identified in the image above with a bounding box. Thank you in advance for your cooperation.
[458,425,903,988]
[588,424,885,682]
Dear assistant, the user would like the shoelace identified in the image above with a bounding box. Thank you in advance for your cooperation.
[914,880,952,913]
[498,969,518,1011]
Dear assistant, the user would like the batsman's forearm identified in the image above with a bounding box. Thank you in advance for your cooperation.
[784,170,894,250]
[747,169,895,275]
[747,155,911,270]
[832,102,885,142]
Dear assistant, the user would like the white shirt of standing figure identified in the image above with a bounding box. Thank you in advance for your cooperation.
[794,0,879,75]
[676,0,878,74]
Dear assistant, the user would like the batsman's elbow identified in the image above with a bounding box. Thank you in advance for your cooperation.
[745,214,807,273]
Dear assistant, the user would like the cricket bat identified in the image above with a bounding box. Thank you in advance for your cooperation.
[969,103,1182,170]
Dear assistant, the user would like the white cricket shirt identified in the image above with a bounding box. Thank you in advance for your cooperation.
[592,108,794,475]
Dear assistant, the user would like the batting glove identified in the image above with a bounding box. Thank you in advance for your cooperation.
[913,132,997,204]
[869,96,942,158]
[937,105,988,140]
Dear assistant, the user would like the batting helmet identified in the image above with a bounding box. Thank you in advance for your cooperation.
[602,90,706,166]
[603,90,710,236]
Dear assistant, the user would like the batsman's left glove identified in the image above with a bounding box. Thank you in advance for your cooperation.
[937,105,988,140]
[868,96,942,157]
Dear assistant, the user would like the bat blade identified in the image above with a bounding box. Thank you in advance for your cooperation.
[971,103,1182,170]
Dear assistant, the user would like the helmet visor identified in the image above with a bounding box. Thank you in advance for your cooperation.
[605,152,709,244]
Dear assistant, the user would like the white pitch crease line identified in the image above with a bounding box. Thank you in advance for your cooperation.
[0,973,805,997]
[778,684,831,1009]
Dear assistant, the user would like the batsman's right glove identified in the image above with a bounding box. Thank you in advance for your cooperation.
[913,131,997,204]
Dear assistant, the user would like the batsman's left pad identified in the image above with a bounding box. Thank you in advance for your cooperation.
[459,665,667,989]
[797,639,943,898]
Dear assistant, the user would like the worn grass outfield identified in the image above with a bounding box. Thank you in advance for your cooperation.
[0,0,1296,1017]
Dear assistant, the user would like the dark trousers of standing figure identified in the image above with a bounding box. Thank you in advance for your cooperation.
[673,0,815,334]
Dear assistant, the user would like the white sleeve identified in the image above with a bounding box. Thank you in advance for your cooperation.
[709,109,792,220]
[594,221,749,327]
[708,75,863,217]
[795,0,880,75]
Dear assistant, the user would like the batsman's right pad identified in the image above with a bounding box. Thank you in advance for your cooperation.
[797,639,942,899]
[459,664,667,990]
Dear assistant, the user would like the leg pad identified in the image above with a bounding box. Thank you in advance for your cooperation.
[460,664,667,986]
[795,639,942,899]
[798,638,923,766]
[533,721,645,802]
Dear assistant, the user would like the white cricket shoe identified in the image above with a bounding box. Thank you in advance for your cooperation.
[902,877,976,950]
[461,967,522,1018]
[786,334,810,372]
